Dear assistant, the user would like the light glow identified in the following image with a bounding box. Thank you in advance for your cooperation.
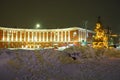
[36,24,40,29]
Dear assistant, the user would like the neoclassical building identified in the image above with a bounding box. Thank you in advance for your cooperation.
[0,27,94,48]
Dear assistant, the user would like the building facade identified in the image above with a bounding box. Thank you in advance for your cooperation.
[0,27,94,48]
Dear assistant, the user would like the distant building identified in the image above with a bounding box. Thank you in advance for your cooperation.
[0,27,94,48]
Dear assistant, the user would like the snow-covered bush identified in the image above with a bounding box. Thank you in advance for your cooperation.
[7,49,67,80]
[63,46,120,60]
[63,46,103,60]
[1,47,120,80]
[104,48,120,58]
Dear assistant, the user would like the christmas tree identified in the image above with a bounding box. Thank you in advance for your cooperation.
[92,17,108,48]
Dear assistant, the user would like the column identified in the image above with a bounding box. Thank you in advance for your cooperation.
[32,32,34,42]
[39,32,41,41]
[16,31,18,41]
[46,32,48,42]
[55,32,57,42]
[54,32,56,42]
[58,31,59,42]
[28,32,30,41]
[65,31,66,42]
[36,32,37,42]
[24,31,26,41]
[12,31,13,41]
[43,32,45,41]
[2,30,4,41]
[61,31,63,42]
[41,32,43,41]
[20,31,22,41]
[7,31,9,41]
[33,32,35,48]
[68,31,70,42]
[50,32,52,41]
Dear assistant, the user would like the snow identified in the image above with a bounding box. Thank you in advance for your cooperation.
[0,48,120,80]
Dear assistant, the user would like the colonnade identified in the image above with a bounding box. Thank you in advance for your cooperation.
[2,30,81,42]
[0,27,89,48]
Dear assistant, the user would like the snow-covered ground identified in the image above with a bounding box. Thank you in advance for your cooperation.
[0,48,120,80]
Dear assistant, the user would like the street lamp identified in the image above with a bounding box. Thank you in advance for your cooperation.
[36,24,40,29]
[84,21,88,43]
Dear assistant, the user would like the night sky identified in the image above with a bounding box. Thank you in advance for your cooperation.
[0,0,120,33]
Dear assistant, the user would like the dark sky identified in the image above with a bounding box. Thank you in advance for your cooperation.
[0,0,120,33]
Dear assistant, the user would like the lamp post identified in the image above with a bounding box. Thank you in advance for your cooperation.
[85,21,88,44]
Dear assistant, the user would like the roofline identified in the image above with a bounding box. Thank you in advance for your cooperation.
[0,26,94,32]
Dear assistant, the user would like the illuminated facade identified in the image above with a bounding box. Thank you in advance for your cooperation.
[0,27,94,48]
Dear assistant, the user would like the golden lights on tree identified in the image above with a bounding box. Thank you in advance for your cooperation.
[92,17,108,48]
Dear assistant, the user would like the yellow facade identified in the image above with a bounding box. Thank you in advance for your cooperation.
[0,27,94,48]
